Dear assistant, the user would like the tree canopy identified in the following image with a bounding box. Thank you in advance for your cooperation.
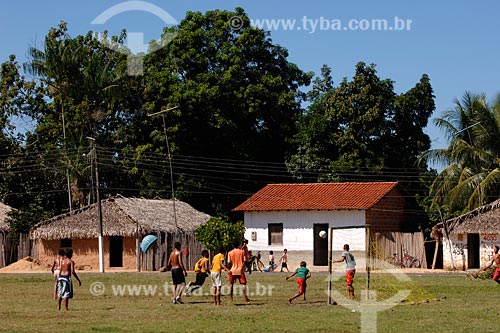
[287,62,435,187]
[419,92,500,216]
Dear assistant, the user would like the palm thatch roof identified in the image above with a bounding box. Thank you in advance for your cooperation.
[29,196,210,240]
[442,199,500,234]
[0,202,13,232]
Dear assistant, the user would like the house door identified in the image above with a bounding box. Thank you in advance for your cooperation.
[313,223,329,266]
[109,236,123,267]
[467,233,480,269]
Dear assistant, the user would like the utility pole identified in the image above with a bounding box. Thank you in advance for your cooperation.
[61,104,72,212]
[148,106,179,228]
[87,137,105,273]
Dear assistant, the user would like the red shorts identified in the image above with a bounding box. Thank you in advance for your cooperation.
[346,270,356,285]
[296,278,307,294]
[493,267,500,281]
[228,272,247,284]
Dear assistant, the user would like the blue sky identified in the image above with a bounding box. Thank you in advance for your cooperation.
[1,0,500,154]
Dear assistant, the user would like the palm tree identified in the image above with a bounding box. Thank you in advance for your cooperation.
[419,92,500,215]
[24,23,126,208]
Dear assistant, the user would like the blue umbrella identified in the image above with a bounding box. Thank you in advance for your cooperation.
[141,235,158,252]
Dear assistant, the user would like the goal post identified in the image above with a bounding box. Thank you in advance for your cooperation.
[327,224,370,305]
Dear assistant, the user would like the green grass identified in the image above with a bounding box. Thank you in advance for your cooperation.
[0,271,497,333]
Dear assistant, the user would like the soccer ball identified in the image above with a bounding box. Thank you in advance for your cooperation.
[319,230,327,239]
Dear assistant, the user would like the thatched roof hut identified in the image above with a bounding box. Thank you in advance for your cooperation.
[0,202,12,233]
[30,196,210,240]
[443,198,500,234]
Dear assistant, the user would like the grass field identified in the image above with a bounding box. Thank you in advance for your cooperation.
[0,271,497,333]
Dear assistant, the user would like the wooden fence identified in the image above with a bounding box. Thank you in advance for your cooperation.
[141,231,204,271]
[0,233,37,268]
[371,231,427,268]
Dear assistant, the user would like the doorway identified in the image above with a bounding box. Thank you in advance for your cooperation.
[467,233,480,269]
[313,223,329,266]
[109,236,123,267]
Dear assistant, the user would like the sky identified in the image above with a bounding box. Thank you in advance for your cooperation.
[1,0,500,155]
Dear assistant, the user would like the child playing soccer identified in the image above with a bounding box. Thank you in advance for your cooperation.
[286,261,311,303]
[210,248,229,306]
[334,244,356,299]
[185,250,210,295]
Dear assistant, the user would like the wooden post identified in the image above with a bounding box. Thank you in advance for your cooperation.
[431,239,438,269]
[327,226,333,305]
[365,225,371,295]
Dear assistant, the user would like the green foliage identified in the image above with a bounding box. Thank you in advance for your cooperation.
[194,216,245,251]
[6,204,50,239]
[288,62,434,189]
[419,91,500,214]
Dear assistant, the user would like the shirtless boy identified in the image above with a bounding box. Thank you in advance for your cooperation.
[482,245,500,284]
[168,241,188,304]
[51,248,66,300]
[57,248,81,310]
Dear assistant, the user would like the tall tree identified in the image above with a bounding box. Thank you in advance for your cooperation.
[419,92,500,215]
[24,22,129,208]
[287,62,434,187]
[131,8,312,214]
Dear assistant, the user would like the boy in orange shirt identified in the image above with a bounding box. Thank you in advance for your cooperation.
[227,240,250,304]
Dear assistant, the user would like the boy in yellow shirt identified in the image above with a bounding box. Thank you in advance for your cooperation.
[210,248,229,306]
[185,250,210,296]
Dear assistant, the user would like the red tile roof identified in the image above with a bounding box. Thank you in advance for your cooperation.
[233,182,399,211]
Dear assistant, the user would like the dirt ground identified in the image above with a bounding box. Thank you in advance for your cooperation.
[0,256,49,272]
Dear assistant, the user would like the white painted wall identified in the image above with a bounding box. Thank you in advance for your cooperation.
[243,210,366,252]
[442,233,500,270]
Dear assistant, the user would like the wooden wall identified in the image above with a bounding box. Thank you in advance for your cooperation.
[371,231,427,268]
[141,231,205,271]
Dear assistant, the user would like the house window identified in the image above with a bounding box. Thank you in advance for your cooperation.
[268,223,283,245]
[60,238,72,248]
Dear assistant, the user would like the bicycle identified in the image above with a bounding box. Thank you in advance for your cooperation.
[401,250,421,268]
[386,253,405,268]
[385,251,421,268]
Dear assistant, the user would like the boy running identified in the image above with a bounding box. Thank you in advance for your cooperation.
[185,250,210,295]
[482,245,500,284]
[286,261,311,303]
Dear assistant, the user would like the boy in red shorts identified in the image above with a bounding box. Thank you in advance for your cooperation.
[335,244,356,299]
[286,261,311,303]
[482,245,500,284]
[227,240,250,303]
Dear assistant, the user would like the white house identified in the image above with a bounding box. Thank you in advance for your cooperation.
[233,182,420,265]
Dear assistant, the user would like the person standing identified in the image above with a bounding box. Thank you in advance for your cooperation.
[210,248,229,306]
[334,244,356,299]
[167,241,188,304]
[269,250,276,271]
[241,239,252,275]
[57,249,81,310]
[51,248,65,300]
[482,245,500,284]
[279,249,289,272]
[227,240,250,304]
